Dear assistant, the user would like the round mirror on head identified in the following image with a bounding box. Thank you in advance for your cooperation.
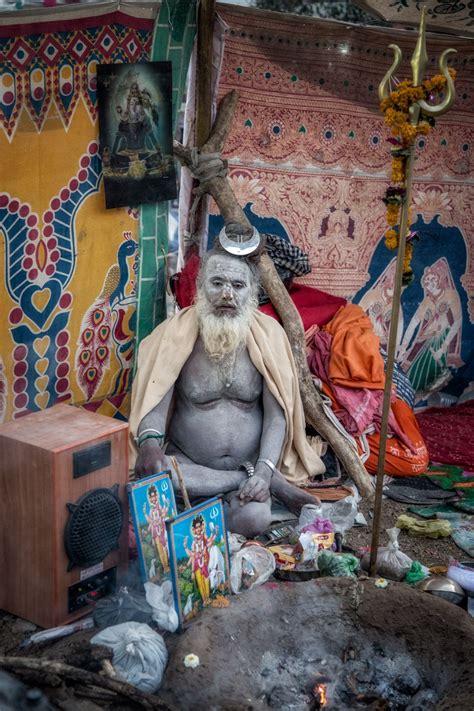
[218,222,261,256]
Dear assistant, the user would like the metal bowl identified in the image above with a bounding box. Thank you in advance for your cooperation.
[417,576,466,605]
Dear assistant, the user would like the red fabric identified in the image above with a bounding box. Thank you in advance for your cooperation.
[416,401,474,469]
[171,254,200,309]
[259,284,346,330]
[309,330,385,436]
[362,400,429,477]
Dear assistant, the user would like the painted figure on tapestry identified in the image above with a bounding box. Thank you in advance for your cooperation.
[183,514,218,606]
[398,258,463,395]
[75,235,137,402]
[143,484,171,574]
[130,250,325,539]
[318,208,356,269]
[358,259,404,350]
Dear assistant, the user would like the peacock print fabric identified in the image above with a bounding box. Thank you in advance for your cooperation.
[0,9,154,424]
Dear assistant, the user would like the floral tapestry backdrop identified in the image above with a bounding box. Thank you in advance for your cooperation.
[0,11,153,424]
[210,5,474,401]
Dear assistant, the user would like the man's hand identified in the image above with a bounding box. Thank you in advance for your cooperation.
[238,475,271,505]
[135,439,167,479]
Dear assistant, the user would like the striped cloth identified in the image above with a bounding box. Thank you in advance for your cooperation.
[259,233,311,304]
[381,353,415,408]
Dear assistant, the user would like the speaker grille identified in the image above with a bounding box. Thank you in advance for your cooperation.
[65,487,123,570]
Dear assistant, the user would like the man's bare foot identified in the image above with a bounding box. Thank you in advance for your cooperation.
[270,471,321,515]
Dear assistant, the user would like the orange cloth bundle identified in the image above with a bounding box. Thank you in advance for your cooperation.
[324,304,385,389]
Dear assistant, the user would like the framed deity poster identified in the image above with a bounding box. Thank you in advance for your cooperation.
[167,498,231,628]
[128,471,177,584]
[97,61,177,209]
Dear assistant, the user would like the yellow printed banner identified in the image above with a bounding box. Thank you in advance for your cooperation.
[0,11,154,423]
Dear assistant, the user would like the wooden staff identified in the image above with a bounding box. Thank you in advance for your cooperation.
[170,455,191,510]
[196,0,216,146]
[174,91,374,499]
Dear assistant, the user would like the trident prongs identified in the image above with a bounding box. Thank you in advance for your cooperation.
[378,7,456,122]
[378,44,402,103]
[418,47,457,118]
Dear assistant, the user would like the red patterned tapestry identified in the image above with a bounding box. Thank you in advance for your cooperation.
[207,6,474,403]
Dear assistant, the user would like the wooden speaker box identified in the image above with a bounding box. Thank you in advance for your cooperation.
[0,404,129,628]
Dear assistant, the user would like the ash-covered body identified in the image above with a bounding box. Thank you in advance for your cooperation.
[133,252,321,536]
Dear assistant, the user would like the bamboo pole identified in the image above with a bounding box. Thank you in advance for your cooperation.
[369,147,415,576]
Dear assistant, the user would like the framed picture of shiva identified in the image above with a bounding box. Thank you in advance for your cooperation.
[97,61,177,209]
[128,471,177,585]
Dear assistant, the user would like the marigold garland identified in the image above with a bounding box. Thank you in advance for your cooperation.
[380,69,456,285]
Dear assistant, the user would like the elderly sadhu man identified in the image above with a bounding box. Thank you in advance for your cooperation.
[130,248,324,537]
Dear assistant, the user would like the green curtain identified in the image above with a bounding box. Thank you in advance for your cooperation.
[136,0,197,343]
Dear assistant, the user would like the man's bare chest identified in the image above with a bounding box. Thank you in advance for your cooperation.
[176,341,262,405]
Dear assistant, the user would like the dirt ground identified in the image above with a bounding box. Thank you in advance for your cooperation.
[160,578,474,710]
[0,497,470,710]
[345,497,463,568]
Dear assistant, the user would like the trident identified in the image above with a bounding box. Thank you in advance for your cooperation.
[369,8,456,577]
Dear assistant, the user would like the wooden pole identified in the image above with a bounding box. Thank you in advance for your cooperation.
[369,146,415,576]
[196,0,216,147]
[0,656,173,711]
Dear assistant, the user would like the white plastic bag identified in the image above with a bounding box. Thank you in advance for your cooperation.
[144,581,179,633]
[230,545,275,594]
[91,621,167,693]
[297,532,320,565]
[361,527,413,581]
[298,493,359,535]
[298,504,323,530]
[227,532,246,555]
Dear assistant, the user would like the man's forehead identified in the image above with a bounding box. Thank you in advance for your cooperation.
[205,255,251,280]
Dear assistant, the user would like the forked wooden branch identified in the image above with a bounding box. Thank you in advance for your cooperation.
[0,656,173,711]
[174,90,373,499]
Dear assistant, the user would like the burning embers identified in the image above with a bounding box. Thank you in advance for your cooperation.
[313,682,328,708]
[307,642,437,710]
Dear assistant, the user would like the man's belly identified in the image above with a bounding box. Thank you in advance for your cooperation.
[168,400,263,469]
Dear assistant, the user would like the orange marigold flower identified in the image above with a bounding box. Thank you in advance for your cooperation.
[416,122,430,135]
[385,230,398,250]
[386,204,400,225]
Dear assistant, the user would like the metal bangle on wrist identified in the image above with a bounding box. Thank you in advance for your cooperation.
[257,458,277,475]
[135,428,165,448]
[239,460,255,478]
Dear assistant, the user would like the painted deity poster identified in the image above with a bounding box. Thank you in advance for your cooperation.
[97,61,177,209]
[128,471,177,584]
[167,498,231,627]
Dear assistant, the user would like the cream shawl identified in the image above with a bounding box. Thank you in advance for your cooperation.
[129,306,324,485]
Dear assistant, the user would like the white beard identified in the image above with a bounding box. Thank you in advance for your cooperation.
[196,289,258,360]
